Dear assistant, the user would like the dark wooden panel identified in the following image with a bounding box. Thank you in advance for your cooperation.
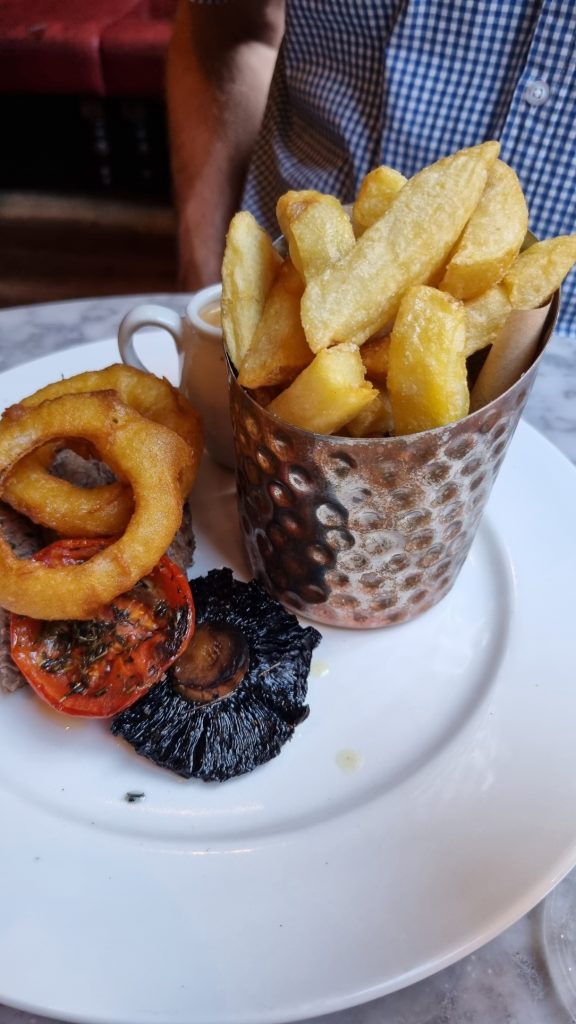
[0,191,178,307]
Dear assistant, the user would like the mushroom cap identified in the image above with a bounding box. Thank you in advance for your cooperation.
[111,568,321,782]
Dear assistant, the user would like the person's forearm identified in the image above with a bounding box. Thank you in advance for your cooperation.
[167,0,284,290]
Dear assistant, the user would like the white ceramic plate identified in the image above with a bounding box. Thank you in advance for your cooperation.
[1,339,576,1024]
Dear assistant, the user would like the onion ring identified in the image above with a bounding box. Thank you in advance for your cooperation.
[0,442,132,538]
[1,365,203,537]
[0,391,193,619]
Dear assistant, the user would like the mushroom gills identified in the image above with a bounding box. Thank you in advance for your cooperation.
[111,568,321,782]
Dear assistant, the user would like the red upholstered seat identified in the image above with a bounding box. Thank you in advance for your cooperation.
[101,2,173,98]
[0,1,177,197]
[0,0,176,96]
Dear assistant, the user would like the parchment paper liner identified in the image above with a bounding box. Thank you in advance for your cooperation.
[470,301,553,411]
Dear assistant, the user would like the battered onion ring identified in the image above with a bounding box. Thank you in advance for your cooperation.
[0,365,203,537]
[0,442,130,538]
[0,392,193,620]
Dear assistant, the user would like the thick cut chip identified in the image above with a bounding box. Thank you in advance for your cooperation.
[301,141,500,352]
[388,286,469,435]
[221,211,282,369]
[439,160,528,299]
[464,284,512,356]
[276,190,355,281]
[345,387,394,438]
[502,235,576,310]
[267,344,376,434]
[352,166,407,236]
[238,260,313,389]
[361,334,391,383]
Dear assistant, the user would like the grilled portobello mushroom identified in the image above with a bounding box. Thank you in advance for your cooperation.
[111,568,321,782]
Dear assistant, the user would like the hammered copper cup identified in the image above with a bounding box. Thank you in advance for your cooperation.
[228,295,558,629]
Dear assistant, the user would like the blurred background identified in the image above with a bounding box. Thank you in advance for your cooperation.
[0,0,178,307]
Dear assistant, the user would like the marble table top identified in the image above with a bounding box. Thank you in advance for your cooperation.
[0,295,575,1024]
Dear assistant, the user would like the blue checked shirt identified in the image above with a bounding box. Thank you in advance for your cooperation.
[194,0,576,334]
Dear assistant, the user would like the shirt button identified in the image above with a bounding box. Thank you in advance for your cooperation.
[524,79,550,107]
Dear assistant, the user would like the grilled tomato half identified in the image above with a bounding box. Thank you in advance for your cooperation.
[10,538,194,717]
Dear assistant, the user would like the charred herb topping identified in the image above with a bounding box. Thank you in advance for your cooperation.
[9,539,195,719]
[32,590,180,699]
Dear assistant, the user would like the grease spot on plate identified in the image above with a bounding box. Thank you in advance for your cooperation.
[311,659,330,678]
[336,749,364,774]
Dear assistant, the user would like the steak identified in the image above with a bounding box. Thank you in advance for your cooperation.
[0,501,44,693]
